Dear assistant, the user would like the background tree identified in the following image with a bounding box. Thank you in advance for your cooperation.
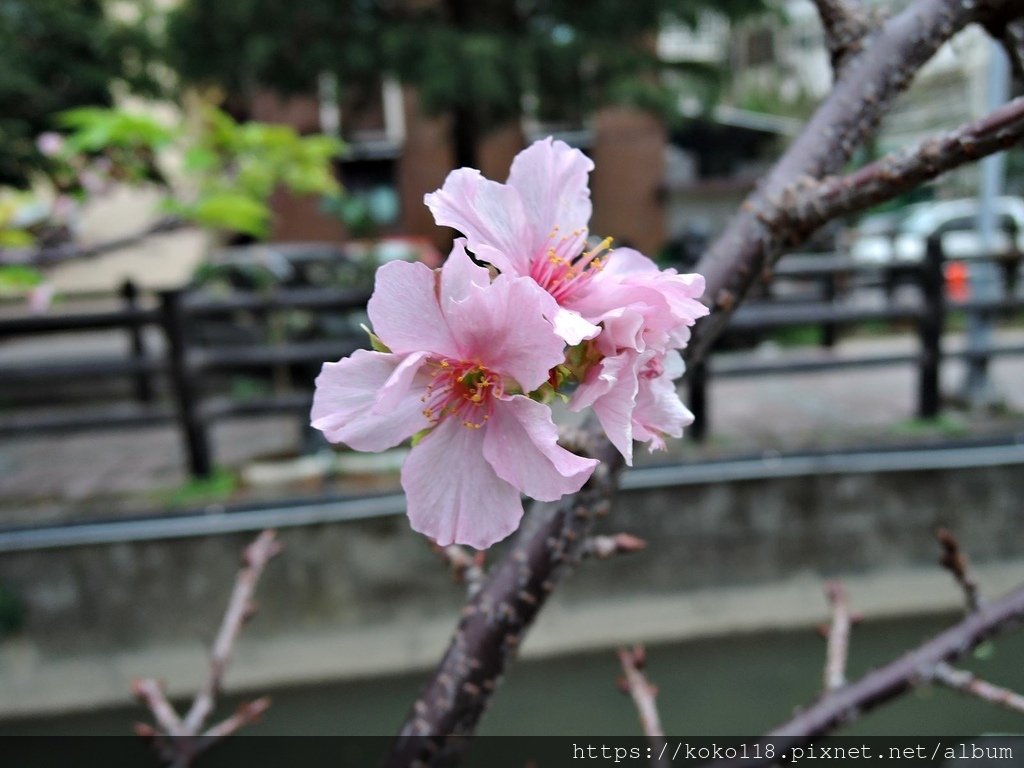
[164,0,768,167]
[0,0,160,188]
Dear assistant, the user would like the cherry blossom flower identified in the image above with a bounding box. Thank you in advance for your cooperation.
[311,241,597,549]
[426,137,709,463]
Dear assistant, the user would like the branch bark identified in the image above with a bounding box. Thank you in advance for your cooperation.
[760,583,1024,751]
[617,646,669,768]
[932,662,1024,714]
[0,216,187,268]
[936,528,982,613]
[134,530,281,767]
[388,0,1024,761]
[811,0,875,73]
[386,430,622,767]
[823,582,851,692]
[688,0,1024,365]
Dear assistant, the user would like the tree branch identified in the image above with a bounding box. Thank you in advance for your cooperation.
[386,430,622,768]
[0,216,187,268]
[388,1,1024,761]
[811,0,875,73]
[617,646,668,767]
[823,582,852,692]
[134,530,282,767]
[688,0,1024,365]
[936,528,983,613]
[432,544,487,598]
[765,96,1024,240]
[761,583,1024,751]
[581,532,647,560]
[932,662,1024,715]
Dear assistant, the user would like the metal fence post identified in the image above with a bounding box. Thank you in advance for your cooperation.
[159,288,212,478]
[917,235,945,419]
[120,279,154,403]
[688,359,709,441]
[820,272,837,348]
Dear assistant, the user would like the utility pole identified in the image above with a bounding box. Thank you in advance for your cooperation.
[963,39,1010,409]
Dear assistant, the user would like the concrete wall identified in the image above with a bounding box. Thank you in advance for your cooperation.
[2,463,1021,659]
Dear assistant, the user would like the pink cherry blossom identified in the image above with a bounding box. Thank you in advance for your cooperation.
[425,137,709,463]
[311,241,598,549]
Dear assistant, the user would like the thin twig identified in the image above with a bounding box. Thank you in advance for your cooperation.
[132,678,184,736]
[0,216,187,267]
[617,646,665,739]
[932,662,1024,715]
[201,696,272,740]
[823,581,852,691]
[757,583,1024,756]
[182,530,282,733]
[432,543,486,597]
[134,530,282,767]
[936,528,982,613]
[581,533,647,560]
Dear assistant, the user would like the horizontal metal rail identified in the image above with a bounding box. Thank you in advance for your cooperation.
[1,438,1022,553]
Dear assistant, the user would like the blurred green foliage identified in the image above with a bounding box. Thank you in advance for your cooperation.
[0,0,160,188]
[166,0,768,133]
[51,106,343,239]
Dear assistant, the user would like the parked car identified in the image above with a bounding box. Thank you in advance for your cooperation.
[850,197,1024,295]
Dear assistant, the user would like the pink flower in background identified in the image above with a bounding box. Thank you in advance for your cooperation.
[311,241,597,549]
[36,132,64,157]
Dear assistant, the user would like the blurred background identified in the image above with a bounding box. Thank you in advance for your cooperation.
[1,0,1023,741]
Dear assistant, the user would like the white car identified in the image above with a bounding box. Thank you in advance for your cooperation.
[850,197,1024,293]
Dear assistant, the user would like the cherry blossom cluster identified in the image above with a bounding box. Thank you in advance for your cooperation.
[312,138,707,549]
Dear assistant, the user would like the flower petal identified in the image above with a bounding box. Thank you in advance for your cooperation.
[569,350,640,464]
[507,137,594,259]
[552,306,600,345]
[424,168,531,276]
[444,273,565,392]
[633,352,693,452]
[367,260,459,358]
[483,395,598,502]
[402,417,525,549]
[440,238,491,306]
[311,350,430,451]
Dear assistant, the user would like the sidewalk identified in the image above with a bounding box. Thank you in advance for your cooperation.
[1,330,1023,527]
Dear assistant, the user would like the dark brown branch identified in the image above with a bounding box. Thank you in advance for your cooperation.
[767,96,1024,239]
[823,581,851,691]
[581,532,647,560]
[760,583,1024,751]
[617,646,668,767]
[0,216,187,268]
[811,0,875,72]
[389,0,1024,760]
[689,0,1024,365]
[386,429,622,768]
[937,528,982,613]
[135,530,282,767]
[932,662,1024,714]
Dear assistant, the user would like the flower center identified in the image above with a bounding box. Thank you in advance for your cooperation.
[529,228,613,304]
[421,358,503,429]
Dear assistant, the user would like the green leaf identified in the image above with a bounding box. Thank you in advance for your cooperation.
[360,323,391,353]
[0,265,44,293]
[187,193,270,238]
[0,229,35,247]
